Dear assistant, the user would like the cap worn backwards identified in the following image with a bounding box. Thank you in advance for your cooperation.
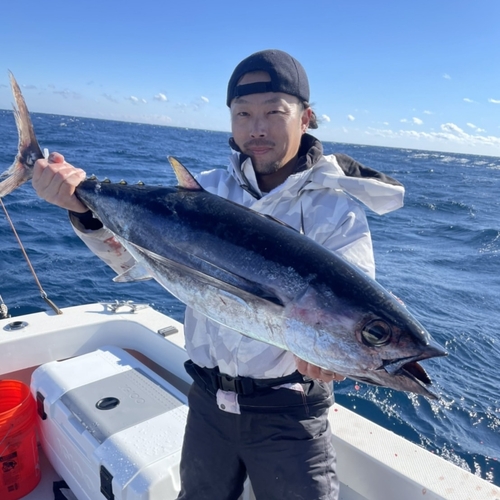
[226,49,310,107]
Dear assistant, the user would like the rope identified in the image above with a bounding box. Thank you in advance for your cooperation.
[0,295,9,319]
[0,197,62,315]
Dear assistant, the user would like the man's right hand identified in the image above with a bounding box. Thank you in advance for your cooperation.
[33,152,88,212]
[294,356,346,383]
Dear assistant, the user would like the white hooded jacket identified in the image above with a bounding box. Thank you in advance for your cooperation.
[70,134,404,380]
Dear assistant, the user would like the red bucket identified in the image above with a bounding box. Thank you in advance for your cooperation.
[0,380,40,499]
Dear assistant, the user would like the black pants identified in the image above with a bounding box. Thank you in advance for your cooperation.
[177,382,339,500]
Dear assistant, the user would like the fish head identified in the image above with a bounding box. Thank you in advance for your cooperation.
[286,285,447,399]
[349,310,447,398]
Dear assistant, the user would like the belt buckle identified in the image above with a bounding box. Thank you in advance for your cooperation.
[218,373,239,392]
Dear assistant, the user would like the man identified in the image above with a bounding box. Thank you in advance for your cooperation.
[33,50,403,499]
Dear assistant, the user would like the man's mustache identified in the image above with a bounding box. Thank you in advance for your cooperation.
[243,139,275,149]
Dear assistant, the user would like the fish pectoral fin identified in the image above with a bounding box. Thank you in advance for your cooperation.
[136,245,285,308]
[113,263,153,282]
[182,265,285,309]
[217,289,254,310]
[168,156,203,191]
[164,243,285,306]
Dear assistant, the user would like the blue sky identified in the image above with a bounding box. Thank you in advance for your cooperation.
[1,1,499,157]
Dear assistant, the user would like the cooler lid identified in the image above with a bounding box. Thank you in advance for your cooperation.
[60,367,183,443]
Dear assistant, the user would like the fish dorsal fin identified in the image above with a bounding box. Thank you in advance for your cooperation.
[168,156,203,191]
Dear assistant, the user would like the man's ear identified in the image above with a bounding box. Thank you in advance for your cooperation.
[302,106,312,132]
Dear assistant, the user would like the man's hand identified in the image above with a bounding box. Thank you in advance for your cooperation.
[294,356,346,383]
[33,152,88,212]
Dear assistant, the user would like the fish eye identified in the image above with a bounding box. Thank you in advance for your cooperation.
[361,320,392,347]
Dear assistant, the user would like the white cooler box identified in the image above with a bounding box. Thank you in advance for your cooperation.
[30,346,189,500]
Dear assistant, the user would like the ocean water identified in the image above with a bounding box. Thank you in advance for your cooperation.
[1,110,499,486]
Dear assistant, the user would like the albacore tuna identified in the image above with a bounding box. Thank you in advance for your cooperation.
[0,73,447,398]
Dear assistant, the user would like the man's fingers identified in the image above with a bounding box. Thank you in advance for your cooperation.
[32,156,87,211]
[294,356,346,383]
[48,152,65,163]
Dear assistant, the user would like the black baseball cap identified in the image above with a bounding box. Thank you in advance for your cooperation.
[226,49,310,107]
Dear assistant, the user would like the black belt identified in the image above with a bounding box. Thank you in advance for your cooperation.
[184,360,307,396]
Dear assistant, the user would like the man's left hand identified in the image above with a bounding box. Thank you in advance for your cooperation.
[294,356,346,383]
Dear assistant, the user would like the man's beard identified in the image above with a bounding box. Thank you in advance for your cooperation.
[251,157,281,175]
[242,139,280,175]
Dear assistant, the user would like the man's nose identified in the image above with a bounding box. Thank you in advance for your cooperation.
[249,117,267,138]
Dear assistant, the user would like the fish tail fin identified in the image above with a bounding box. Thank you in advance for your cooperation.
[0,72,44,198]
[0,159,31,197]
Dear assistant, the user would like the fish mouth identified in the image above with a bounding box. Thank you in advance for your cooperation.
[383,338,447,375]
[377,345,448,399]
[353,359,438,399]
[383,357,433,385]
[399,360,439,399]
[353,340,449,399]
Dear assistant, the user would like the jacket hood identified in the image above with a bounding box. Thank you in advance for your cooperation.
[228,134,404,215]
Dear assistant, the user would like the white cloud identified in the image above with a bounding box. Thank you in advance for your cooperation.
[400,118,408,123]
[413,117,423,125]
[443,73,451,80]
[321,114,331,123]
[154,93,167,102]
[54,90,81,99]
[103,93,119,103]
[441,123,464,134]
[423,110,433,115]
[467,123,486,133]
[365,122,500,151]
[347,114,355,121]
[489,98,500,104]
[463,98,475,103]
[201,96,209,103]
[127,96,147,104]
